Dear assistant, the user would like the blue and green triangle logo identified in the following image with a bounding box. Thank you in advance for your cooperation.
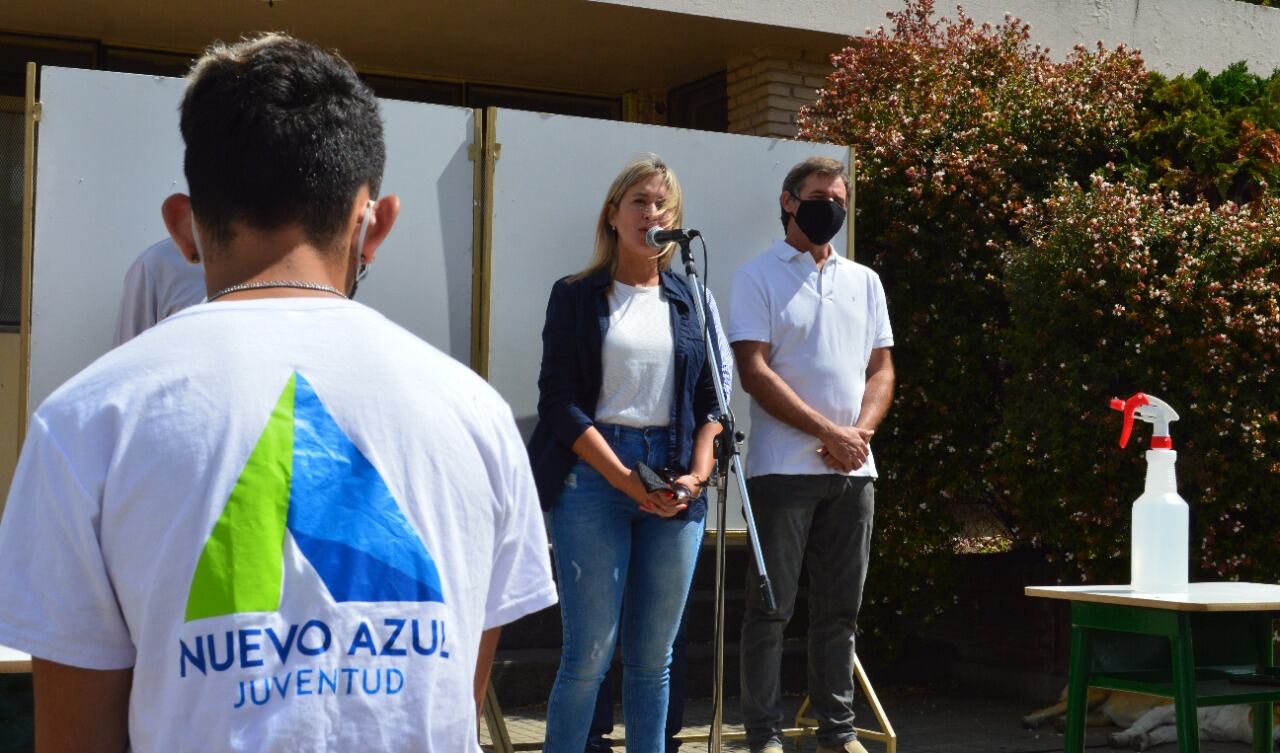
[185,372,444,622]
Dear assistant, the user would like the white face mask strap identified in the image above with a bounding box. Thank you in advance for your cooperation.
[189,213,205,262]
[354,199,375,280]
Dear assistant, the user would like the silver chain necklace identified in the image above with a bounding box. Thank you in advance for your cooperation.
[208,280,348,302]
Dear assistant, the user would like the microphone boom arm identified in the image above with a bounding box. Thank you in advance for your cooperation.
[674,233,775,753]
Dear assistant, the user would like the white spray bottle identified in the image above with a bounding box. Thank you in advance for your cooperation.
[1109,393,1189,593]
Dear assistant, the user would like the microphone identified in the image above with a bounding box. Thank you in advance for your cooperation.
[645,226,701,249]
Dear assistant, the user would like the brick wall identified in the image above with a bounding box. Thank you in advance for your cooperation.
[726,46,832,138]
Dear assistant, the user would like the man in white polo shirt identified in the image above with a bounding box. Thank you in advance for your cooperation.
[728,156,894,753]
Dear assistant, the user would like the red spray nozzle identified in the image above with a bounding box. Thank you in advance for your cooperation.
[1109,393,1179,449]
[1110,393,1151,448]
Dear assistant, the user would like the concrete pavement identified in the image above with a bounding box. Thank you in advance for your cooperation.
[481,686,1255,753]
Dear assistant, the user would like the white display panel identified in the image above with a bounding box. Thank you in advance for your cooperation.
[485,108,849,530]
[28,66,474,411]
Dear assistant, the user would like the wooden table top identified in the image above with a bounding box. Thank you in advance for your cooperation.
[1025,582,1280,612]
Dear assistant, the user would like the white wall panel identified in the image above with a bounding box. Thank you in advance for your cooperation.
[29,67,474,411]
[591,0,1280,76]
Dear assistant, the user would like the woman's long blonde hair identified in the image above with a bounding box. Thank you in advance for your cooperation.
[572,153,684,281]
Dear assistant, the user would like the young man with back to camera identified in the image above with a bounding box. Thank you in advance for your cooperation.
[729,157,895,753]
[0,33,556,753]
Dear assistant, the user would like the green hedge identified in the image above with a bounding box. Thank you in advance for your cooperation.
[1123,64,1280,206]
[798,0,1146,642]
[1003,179,1280,581]
[798,0,1280,641]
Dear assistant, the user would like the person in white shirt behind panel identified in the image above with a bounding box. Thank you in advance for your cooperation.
[0,32,556,753]
[112,237,207,345]
[728,157,895,753]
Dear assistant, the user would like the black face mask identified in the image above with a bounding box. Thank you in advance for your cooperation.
[348,200,375,299]
[789,193,847,246]
[348,263,368,300]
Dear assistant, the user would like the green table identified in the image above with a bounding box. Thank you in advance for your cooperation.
[1025,582,1280,753]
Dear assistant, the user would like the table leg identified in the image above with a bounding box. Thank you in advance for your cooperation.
[1254,613,1275,753]
[1254,613,1275,668]
[1252,703,1273,753]
[1170,614,1200,753]
[1064,625,1091,753]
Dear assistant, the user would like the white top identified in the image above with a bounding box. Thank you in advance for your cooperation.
[705,289,735,398]
[596,282,676,428]
[1025,582,1280,612]
[113,237,208,346]
[0,297,557,752]
[728,240,894,478]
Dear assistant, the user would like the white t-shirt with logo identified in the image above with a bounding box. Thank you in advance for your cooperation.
[727,240,894,478]
[0,297,557,752]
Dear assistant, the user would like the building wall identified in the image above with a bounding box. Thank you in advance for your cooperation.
[726,46,830,139]
[593,0,1280,77]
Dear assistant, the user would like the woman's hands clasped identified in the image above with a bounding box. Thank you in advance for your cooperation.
[616,470,688,518]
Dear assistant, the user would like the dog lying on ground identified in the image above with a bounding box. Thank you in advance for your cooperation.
[1024,687,1280,750]
[1108,703,1280,751]
[1023,687,1167,730]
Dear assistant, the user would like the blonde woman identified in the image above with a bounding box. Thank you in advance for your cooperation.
[527,154,726,753]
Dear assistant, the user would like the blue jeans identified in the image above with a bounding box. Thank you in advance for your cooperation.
[586,598,691,753]
[544,424,705,753]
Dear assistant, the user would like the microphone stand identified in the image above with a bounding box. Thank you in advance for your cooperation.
[675,232,775,753]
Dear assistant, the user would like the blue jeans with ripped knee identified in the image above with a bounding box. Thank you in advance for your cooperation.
[543,424,704,753]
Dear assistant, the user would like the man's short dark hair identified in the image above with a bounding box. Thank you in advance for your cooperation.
[180,33,385,251]
[780,157,850,230]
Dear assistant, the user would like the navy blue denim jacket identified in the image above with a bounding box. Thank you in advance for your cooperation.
[527,266,718,520]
